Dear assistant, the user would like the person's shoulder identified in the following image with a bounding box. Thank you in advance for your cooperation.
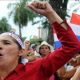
[25,58,43,68]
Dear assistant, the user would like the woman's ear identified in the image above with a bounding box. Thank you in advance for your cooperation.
[18,49,25,56]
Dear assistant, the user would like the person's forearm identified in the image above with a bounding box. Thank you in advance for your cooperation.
[70,75,80,80]
[47,10,62,24]
[70,67,80,80]
[47,10,68,30]
[27,1,67,30]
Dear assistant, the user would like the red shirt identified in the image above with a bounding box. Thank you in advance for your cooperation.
[49,75,55,80]
[5,21,80,80]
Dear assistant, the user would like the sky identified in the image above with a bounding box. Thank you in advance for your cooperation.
[0,0,80,40]
[67,0,80,18]
[0,0,40,40]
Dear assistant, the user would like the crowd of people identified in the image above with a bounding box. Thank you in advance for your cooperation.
[0,1,80,80]
[22,37,80,80]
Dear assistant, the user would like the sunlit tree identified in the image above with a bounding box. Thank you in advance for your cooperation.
[37,0,68,45]
[8,0,37,38]
[0,17,11,33]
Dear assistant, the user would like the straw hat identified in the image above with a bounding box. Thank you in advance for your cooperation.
[36,41,54,52]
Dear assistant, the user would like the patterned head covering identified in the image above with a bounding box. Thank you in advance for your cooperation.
[1,32,24,49]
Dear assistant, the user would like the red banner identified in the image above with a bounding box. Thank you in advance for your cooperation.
[70,13,80,25]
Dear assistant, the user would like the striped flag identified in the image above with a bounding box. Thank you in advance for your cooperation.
[70,13,80,40]
[53,29,61,49]
[54,13,80,49]
[70,13,80,25]
[54,33,61,49]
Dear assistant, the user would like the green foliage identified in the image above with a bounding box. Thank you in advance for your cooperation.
[14,0,37,26]
[21,36,43,45]
[30,38,43,44]
[0,17,11,33]
[7,0,68,45]
[8,0,38,37]
[14,7,28,26]
[41,19,49,28]
[49,0,68,19]
[31,0,68,45]
[20,36,26,42]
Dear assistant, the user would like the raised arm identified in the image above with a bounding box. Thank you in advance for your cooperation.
[27,1,67,29]
[27,1,80,74]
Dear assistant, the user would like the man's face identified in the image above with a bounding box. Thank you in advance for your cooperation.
[39,45,51,57]
[0,34,22,67]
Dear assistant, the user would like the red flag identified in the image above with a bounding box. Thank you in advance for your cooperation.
[70,13,80,25]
